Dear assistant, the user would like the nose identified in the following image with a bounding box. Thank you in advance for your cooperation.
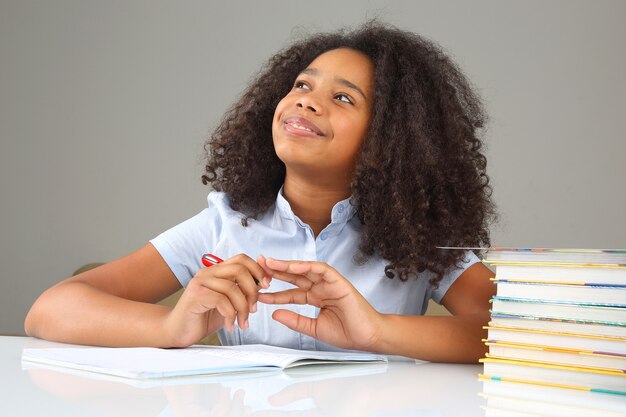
[296,94,323,114]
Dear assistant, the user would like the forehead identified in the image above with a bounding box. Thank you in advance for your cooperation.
[304,48,374,93]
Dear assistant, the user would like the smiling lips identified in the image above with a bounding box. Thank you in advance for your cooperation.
[283,116,324,137]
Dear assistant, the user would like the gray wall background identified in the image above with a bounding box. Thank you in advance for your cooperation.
[1,0,625,335]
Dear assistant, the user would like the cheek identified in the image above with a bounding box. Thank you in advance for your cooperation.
[275,91,293,117]
[271,104,284,140]
[334,114,369,147]
[272,97,292,131]
[273,100,284,125]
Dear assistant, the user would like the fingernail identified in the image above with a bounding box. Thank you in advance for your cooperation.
[244,319,249,329]
[251,303,257,313]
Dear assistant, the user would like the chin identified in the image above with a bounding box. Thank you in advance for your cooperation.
[274,148,307,168]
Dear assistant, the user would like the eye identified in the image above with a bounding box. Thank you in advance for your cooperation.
[294,80,311,90]
[335,93,354,105]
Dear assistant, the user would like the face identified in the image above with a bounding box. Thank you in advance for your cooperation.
[272,48,374,181]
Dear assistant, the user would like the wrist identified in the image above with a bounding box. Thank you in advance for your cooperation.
[161,307,190,348]
[369,314,415,356]
[368,312,392,354]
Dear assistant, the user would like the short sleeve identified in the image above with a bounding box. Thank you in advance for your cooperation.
[430,251,481,304]
[149,193,226,287]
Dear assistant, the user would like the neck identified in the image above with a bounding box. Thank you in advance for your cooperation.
[283,172,350,237]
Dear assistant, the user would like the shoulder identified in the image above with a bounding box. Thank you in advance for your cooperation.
[429,251,483,303]
[207,191,261,221]
[207,191,233,213]
[439,254,495,314]
[150,192,236,252]
[148,191,242,287]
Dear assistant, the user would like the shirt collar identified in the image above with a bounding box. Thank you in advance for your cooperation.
[275,186,357,226]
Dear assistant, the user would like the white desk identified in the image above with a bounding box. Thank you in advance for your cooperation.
[1,336,485,417]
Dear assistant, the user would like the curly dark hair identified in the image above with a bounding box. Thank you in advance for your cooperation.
[202,21,496,286]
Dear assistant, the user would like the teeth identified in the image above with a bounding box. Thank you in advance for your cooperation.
[288,122,313,132]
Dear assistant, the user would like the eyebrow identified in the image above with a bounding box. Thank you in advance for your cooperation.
[300,68,368,100]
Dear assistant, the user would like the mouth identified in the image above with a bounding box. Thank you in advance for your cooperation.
[282,116,325,137]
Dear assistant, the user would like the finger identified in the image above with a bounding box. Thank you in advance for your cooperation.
[258,288,313,306]
[199,290,236,332]
[224,253,267,288]
[266,259,339,284]
[256,255,273,288]
[198,276,252,329]
[265,258,312,275]
[272,309,317,339]
[265,269,314,289]
[199,263,261,308]
[214,299,236,332]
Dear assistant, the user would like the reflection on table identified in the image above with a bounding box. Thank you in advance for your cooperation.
[3,336,485,417]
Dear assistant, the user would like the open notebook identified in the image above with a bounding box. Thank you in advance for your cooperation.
[21,344,388,380]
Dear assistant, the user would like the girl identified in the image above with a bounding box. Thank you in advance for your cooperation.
[25,22,496,363]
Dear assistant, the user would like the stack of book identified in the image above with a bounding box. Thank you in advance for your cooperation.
[477,248,626,417]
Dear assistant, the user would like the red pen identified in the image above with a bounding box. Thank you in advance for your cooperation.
[202,253,224,267]
[201,253,261,286]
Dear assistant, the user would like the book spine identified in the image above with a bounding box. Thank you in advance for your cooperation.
[479,248,626,408]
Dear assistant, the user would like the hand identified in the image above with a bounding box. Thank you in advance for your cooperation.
[257,259,383,351]
[164,254,271,347]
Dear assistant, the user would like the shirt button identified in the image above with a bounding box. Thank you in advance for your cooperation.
[320,232,328,240]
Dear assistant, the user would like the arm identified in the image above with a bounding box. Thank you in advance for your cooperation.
[377,262,495,362]
[24,244,269,347]
[258,258,495,363]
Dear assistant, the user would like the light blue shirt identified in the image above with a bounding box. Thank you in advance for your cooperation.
[150,190,479,351]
